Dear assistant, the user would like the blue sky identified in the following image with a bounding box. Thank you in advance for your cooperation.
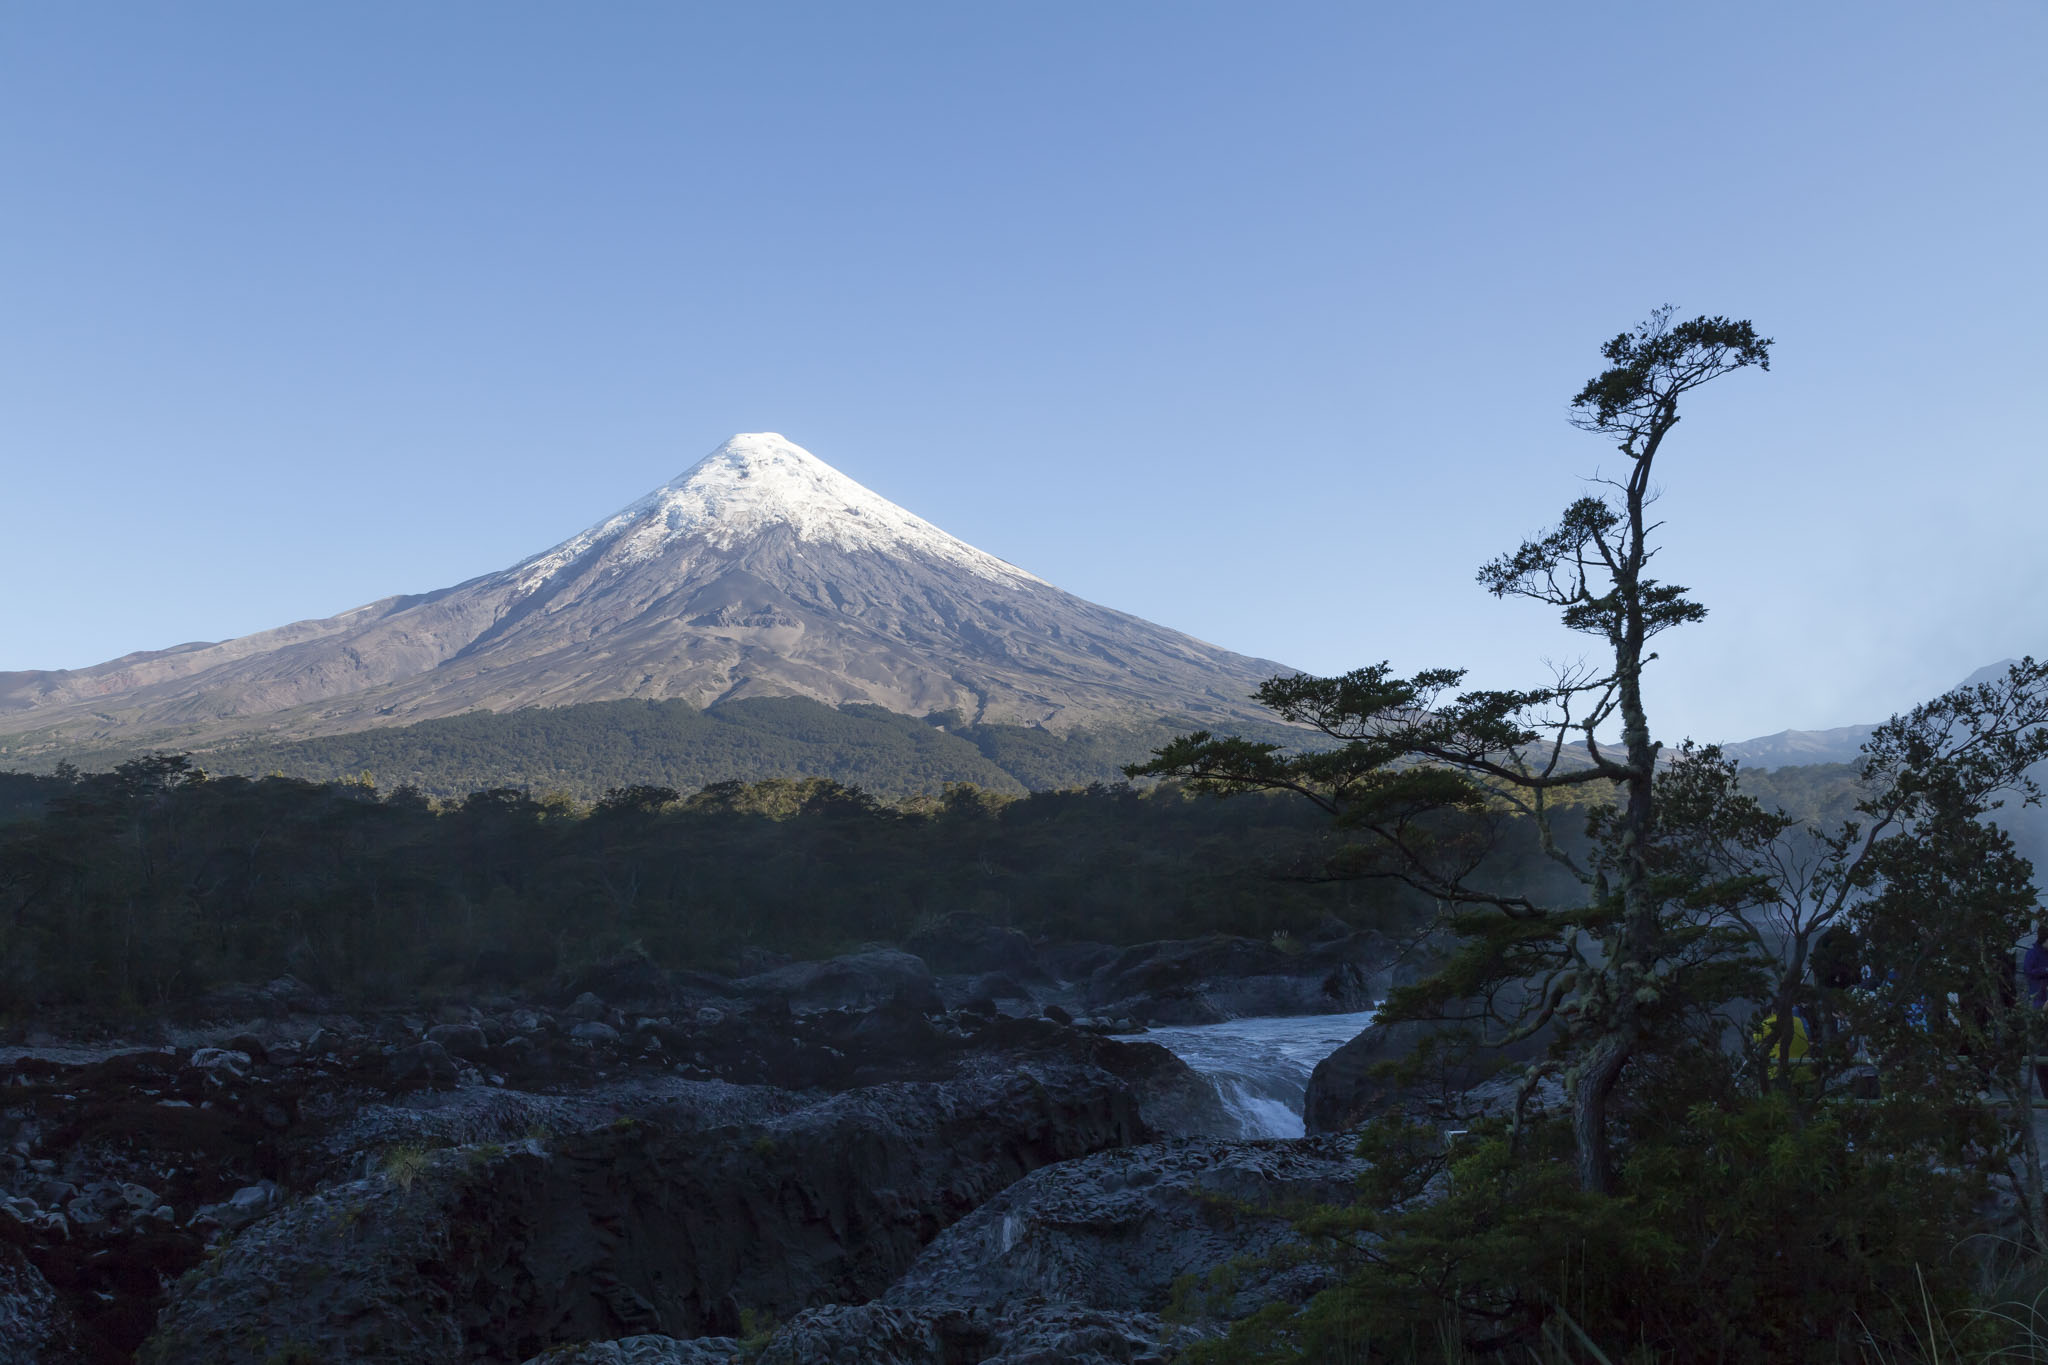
[3,3,2043,744]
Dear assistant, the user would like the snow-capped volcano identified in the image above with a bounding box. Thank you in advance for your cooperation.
[0,434,1291,754]
[515,433,1044,593]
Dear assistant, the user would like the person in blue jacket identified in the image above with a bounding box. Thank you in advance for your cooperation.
[2026,924,2048,1008]
[2025,923,2048,1098]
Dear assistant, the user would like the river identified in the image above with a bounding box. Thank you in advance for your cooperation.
[1118,1009,1377,1139]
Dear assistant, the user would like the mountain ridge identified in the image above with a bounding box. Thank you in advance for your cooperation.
[1719,659,2024,769]
[0,434,1292,758]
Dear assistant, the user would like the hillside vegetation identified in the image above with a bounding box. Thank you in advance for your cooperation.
[0,757,1429,1018]
[2,696,1327,801]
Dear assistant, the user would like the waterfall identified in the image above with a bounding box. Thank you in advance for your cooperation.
[1119,1009,1377,1139]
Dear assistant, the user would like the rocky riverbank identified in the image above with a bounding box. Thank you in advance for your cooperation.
[2,926,1399,1363]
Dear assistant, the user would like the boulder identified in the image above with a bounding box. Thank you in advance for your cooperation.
[425,1023,490,1059]
[902,914,1043,978]
[736,950,940,1015]
[262,975,326,1013]
[884,1134,1364,1317]
[64,1190,113,1235]
[185,1047,252,1076]
[951,1016,1235,1138]
[1083,933,1385,1026]
[1302,1014,1545,1133]
[193,1181,281,1233]
[560,954,677,1014]
[386,1040,459,1090]
[843,998,949,1063]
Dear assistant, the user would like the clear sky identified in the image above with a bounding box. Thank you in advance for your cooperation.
[3,3,2043,744]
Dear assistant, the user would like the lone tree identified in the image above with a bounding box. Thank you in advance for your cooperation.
[1149,315,2048,1356]
[1133,307,1771,1193]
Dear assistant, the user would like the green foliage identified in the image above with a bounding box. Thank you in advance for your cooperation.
[0,767,75,824]
[1731,763,1869,828]
[736,1306,780,1355]
[380,1143,434,1191]
[1566,309,1772,433]
[1149,312,2048,1363]
[9,695,1330,802]
[0,762,1412,1015]
[1202,1092,1976,1364]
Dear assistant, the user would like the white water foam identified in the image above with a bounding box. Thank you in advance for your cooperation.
[1119,1010,1378,1139]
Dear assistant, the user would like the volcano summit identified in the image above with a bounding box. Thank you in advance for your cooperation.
[0,434,1291,755]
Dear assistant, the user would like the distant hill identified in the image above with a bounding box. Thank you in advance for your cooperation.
[1717,724,1879,770]
[25,695,1326,801]
[1723,659,2048,881]
[1720,659,2024,769]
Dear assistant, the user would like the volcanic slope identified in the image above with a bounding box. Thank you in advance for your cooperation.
[0,434,1292,755]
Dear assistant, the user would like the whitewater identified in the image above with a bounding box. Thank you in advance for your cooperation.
[1119,1010,1377,1139]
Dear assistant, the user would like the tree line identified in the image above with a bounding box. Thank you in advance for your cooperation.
[1,694,1324,803]
[0,761,1423,1020]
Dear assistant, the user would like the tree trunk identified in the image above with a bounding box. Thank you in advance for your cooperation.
[1572,1031,1629,1195]
[2021,1005,2047,1249]
[2016,1061,2046,1249]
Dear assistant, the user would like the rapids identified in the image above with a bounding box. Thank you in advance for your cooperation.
[1118,1009,1377,1138]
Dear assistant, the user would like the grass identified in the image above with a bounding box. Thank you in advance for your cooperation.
[1948,1255,2048,1364]
[379,1142,434,1192]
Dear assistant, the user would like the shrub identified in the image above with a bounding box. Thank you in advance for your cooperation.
[1196,1093,1980,1364]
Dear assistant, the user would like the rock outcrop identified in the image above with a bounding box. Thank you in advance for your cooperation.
[753,1301,1213,1365]
[733,949,940,1015]
[522,1338,740,1364]
[893,919,1397,1029]
[903,915,1047,980]
[3,933,1399,1363]
[884,1134,1364,1317]
[1302,1013,1548,1133]
[140,1063,1152,1364]
[518,1305,1213,1365]
[1080,932,1386,1026]
[516,1133,1365,1365]
[0,1239,89,1364]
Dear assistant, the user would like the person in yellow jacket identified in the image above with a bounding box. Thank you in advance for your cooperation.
[1753,1009,1813,1083]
